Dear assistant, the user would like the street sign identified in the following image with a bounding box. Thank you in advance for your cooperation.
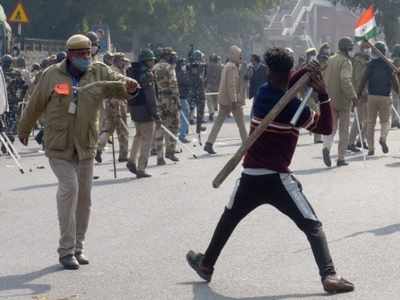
[9,2,29,24]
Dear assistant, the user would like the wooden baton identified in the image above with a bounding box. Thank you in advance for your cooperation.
[212,73,310,188]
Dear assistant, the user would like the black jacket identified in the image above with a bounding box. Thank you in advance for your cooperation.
[127,62,159,122]
[249,63,268,99]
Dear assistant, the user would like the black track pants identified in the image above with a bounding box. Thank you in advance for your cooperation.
[202,173,336,279]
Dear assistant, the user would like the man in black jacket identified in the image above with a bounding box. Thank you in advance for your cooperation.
[248,54,268,100]
[126,49,160,178]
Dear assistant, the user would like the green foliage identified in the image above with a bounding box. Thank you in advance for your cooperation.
[1,0,278,54]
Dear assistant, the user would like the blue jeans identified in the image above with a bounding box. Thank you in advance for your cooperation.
[179,98,190,139]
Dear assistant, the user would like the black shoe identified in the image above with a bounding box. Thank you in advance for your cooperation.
[166,153,179,162]
[337,160,349,167]
[379,138,389,154]
[209,113,214,122]
[1,144,6,154]
[322,275,354,294]
[368,150,375,156]
[322,148,331,167]
[75,252,89,265]
[179,136,191,144]
[204,142,216,154]
[196,125,207,133]
[136,170,152,178]
[95,150,102,163]
[151,149,157,156]
[186,250,214,282]
[157,158,166,166]
[126,161,137,174]
[347,144,361,153]
[59,254,80,270]
[118,157,128,162]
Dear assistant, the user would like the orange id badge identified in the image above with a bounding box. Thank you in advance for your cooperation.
[54,83,70,96]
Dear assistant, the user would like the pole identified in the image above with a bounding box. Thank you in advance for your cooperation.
[290,88,313,126]
[0,132,24,174]
[392,105,400,123]
[111,133,117,179]
[161,124,198,159]
[354,107,366,161]
[212,73,310,188]
[366,40,399,73]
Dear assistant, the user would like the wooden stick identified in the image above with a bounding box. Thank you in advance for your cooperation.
[212,73,310,188]
[366,40,399,73]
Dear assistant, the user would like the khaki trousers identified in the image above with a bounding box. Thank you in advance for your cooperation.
[323,108,350,161]
[367,95,392,151]
[207,104,248,145]
[98,101,129,159]
[49,158,94,258]
[129,121,155,171]
[207,94,219,115]
[349,97,368,145]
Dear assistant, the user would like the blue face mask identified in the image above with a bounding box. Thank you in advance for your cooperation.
[71,57,92,72]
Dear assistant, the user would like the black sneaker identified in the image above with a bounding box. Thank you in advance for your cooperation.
[75,252,89,265]
[196,125,207,133]
[337,160,349,167]
[179,136,191,144]
[166,153,179,162]
[322,275,354,294]
[379,138,389,154]
[347,144,361,153]
[126,161,137,174]
[136,170,152,178]
[186,250,214,282]
[59,254,80,270]
[204,142,216,155]
[322,148,331,167]
[157,158,166,166]
[368,150,375,156]
[95,150,102,163]
[209,113,214,122]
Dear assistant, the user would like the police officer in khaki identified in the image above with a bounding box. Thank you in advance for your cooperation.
[322,37,358,167]
[96,52,130,163]
[18,34,138,270]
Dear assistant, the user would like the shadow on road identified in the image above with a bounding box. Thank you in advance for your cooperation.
[11,183,58,192]
[293,167,331,176]
[11,177,135,191]
[0,265,61,298]
[294,223,400,254]
[178,282,326,299]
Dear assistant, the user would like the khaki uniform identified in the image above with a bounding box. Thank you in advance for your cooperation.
[153,59,180,158]
[323,51,357,160]
[207,46,248,145]
[18,60,128,257]
[349,52,369,146]
[97,65,129,160]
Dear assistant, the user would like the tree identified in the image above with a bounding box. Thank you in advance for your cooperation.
[1,0,278,55]
[331,0,400,49]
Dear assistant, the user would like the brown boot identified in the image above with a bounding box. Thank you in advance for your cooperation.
[322,275,354,294]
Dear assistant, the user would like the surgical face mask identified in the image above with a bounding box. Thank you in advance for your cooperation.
[71,57,92,72]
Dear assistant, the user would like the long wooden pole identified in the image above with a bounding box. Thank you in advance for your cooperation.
[212,73,310,188]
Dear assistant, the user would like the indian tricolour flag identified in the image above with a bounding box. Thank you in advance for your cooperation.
[355,6,378,42]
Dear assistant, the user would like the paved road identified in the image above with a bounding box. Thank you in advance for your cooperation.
[1,109,400,300]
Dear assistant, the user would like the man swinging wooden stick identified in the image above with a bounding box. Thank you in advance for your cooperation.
[186,48,355,294]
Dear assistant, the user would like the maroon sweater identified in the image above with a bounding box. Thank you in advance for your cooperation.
[243,82,333,173]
